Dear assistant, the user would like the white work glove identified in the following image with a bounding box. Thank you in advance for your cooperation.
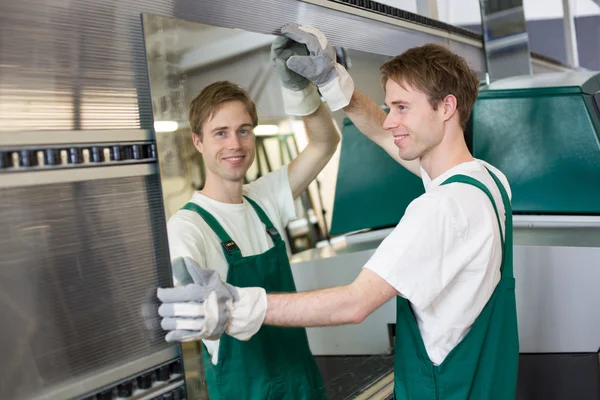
[156,257,267,342]
[271,35,321,116]
[280,23,354,111]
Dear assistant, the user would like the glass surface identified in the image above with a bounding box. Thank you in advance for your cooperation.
[141,13,396,399]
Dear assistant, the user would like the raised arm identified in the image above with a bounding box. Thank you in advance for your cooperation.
[344,90,421,176]
[271,31,340,200]
[279,23,421,177]
[287,102,339,199]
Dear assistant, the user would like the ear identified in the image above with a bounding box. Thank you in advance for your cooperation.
[441,94,458,123]
[192,132,203,153]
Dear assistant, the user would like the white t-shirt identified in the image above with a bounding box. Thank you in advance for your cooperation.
[364,159,511,366]
[167,166,297,364]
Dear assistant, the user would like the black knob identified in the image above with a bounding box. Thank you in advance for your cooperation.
[155,365,170,382]
[117,381,133,397]
[136,373,153,390]
[122,145,133,160]
[43,149,59,166]
[162,392,174,400]
[170,360,182,375]
[90,147,105,163]
[96,389,113,400]
[111,146,123,161]
[68,148,83,164]
[149,144,157,159]
[132,144,143,160]
[19,150,37,167]
[0,152,11,168]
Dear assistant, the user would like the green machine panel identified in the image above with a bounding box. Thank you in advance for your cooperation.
[329,117,424,235]
[473,71,600,215]
[329,71,600,236]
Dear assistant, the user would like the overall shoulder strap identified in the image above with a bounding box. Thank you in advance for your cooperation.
[243,195,282,242]
[181,202,242,261]
[484,168,514,278]
[440,174,512,278]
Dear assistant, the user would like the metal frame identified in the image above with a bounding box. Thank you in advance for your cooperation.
[32,348,179,400]
[562,0,580,67]
[0,163,157,188]
[300,0,482,48]
[0,129,153,147]
[513,215,600,228]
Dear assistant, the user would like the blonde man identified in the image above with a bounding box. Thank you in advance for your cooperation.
[163,44,341,399]
[159,24,519,400]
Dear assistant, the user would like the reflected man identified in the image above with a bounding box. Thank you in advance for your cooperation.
[161,34,343,399]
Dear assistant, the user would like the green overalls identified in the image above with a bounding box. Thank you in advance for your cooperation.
[393,170,519,399]
[182,196,326,400]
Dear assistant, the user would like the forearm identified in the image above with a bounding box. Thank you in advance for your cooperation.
[288,102,340,198]
[264,285,364,327]
[343,89,388,141]
[302,101,340,152]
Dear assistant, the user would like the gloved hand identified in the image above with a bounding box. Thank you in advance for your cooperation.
[271,36,321,116]
[280,23,355,111]
[156,257,267,342]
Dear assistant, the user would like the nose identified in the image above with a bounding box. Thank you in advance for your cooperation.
[227,133,242,150]
[382,113,399,131]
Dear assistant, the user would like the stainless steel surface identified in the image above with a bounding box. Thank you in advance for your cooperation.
[562,0,580,67]
[291,242,396,356]
[514,215,600,229]
[514,245,600,353]
[33,349,179,400]
[136,379,185,400]
[0,129,153,146]
[478,1,533,81]
[0,163,158,189]
[300,0,483,47]
[0,0,490,138]
[0,175,173,400]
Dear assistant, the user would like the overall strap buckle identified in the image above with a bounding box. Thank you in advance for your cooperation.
[221,240,240,256]
[266,226,280,241]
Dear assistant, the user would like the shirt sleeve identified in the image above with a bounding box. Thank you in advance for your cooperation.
[244,165,297,226]
[363,193,468,311]
[166,216,208,286]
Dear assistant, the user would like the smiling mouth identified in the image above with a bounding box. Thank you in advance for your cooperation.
[222,155,245,164]
[393,134,409,146]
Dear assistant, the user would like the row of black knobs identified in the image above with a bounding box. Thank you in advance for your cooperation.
[92,360,183,400]
[0,143,156,169]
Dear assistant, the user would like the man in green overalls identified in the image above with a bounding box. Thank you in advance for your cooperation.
[159,33,349,399]
[158,24,519,399]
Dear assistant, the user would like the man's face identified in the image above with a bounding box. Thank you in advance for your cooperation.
[383,79,445,161]
[193,100,255,183]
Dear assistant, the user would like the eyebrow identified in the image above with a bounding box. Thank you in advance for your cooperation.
[210,123,252,133]
[384,100,409,108]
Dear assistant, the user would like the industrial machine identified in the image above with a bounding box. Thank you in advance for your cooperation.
[292,71,600,399]
[0,0,581,399]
